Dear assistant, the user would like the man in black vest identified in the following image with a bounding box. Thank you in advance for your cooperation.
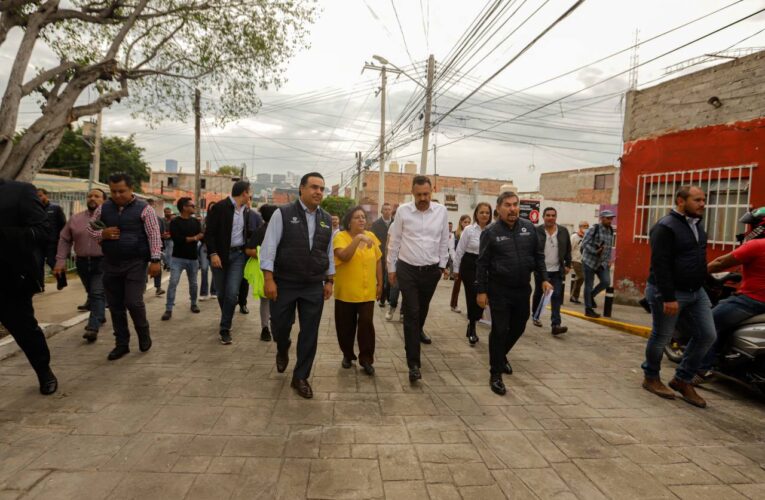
[642,185,715,408]
[532,207,572,335]
[88,172,162,361]
[261,172,334,399]
[0,179,58,394]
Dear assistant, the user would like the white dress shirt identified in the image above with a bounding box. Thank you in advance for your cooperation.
[543,227,560,272]
[386,201,449,272]
[453,223,484,273]
[229,196,246,247]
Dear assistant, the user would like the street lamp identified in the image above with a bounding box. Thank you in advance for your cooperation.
[372,55,425,89]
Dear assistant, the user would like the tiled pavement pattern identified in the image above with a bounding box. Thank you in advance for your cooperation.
[1,280,764,499]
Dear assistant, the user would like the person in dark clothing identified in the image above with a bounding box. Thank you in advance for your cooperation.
[88,172,162,361]
[0,180,58,395]
[477,191,551,396]
[147,198,166,296]
[532,207,572,335]
[204,181,252,344]
[238,206,264,314]
[199,201,217,300]
[36,188,67,290]
[261,173,334,399]
[161,197,204,320]
[642,185,715,408]
[371,202,393,308]
[245,204,278,341]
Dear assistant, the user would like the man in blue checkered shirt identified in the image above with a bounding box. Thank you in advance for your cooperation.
[581,210,615,318]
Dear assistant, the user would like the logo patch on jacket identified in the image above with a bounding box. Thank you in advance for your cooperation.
[290,216,300,224]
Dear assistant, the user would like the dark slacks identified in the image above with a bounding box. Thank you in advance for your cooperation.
[532,270,564,326]
[103,258,150,347]
[335,300,375,365]
[460,253,484,322]
[380,259,389,305]
[488,284,531,374]
[43,246,67,289]
[397,260,441,368]
[450,274,462,309]
[270,281,325,380]
[0,290,51,377]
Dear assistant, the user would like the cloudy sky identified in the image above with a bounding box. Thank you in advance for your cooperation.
[7,0,765,190]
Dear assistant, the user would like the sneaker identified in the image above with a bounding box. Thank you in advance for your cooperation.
[533,319,543,327]
[155,288,165,296]
[378,301,386,308]
[199,295,208,302]
[385,306,396,321]
[260,327,271,342]
[190,304,200,313]
[219,330,232,345]
[451,306,461,313]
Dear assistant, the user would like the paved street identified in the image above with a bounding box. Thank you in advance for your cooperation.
[1,280,764,500]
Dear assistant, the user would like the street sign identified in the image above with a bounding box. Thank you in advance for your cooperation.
[520,199,540,223]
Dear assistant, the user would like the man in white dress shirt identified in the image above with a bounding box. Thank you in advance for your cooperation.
[387,176,450,382]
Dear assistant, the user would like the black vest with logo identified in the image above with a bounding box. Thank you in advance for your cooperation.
[100,198,150,261]
[653,211,708,292]
[274,201,332,283]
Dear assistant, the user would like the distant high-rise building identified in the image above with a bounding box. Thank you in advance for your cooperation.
[273,174,287,184]
[165,159,178,173]
[256,173,272,184]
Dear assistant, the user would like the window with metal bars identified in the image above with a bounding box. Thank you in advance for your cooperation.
[632,165,755,249]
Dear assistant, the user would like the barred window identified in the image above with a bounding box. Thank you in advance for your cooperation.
[633,165,755,248]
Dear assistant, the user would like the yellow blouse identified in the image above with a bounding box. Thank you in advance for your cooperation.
[333,230,382,303]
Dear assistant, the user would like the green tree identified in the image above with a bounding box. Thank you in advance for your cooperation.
[321,195,356,218]
[216,165,243,177]
[0,1,317,181]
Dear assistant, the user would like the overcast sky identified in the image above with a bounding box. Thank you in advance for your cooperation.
[7,0,765,190]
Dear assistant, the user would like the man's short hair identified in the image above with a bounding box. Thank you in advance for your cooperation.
[496,191,519,206]
[108,172,133,187]
[37,188,49,195]
[177,197,192,212]
[90,188,107,199]
[382,202,391,207]
[543,207,557,216]
[412,175,431,188]
[258,204,278,223]
[231,180,250,197]
[300,172,324,187]
[675,185,698,204]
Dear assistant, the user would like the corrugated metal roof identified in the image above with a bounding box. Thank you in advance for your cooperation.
[32,173,110,193]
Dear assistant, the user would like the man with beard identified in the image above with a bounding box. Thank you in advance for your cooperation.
[54,188,107,342]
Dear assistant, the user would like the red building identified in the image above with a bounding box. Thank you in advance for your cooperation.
[615,50,765,300]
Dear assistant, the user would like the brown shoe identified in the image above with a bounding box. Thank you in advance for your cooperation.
[291,378,313,399]
[642,377,676,399]
[669,377,707,408]
[551,325,568,336]
[276,350,289,373]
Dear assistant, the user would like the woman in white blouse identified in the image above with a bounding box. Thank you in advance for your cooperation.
[453,202,493,345]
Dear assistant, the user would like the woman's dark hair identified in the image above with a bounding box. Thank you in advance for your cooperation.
[473,202,492,225]
[258,204,278,223]
[342,205,367,231]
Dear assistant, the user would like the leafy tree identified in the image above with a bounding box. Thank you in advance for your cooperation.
[216,165,243,177]
[0,0,317,181]
[321,195,356,218]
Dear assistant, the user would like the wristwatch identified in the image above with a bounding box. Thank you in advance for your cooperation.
[150,258,161,264]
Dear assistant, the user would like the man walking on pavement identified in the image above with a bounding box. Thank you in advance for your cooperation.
[642,186,715,408]
[162,206,174,271]
[387,176,450,383]
[477,192,551,396]
[162,197,204,321]
[36,187,67,291]
[88,172,162,361]
[54,188,107,342]
[204,181,252,345]
[147,198,166,297]
[0,179,58,395]
[532,207,571,336]
[569,221,588,304]
[237,204,263,315]
[371,202,393,309]
[581,209,615,318]
[261,172,334,399]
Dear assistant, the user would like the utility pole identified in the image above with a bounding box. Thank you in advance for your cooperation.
[420,54,435,175]
[355,151,362,203]
[93,110,102,184]
[194,89,201,206]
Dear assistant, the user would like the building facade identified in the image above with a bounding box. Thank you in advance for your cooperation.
[539,165,617,205]
[615,50,765,299]
[142,171,238,209]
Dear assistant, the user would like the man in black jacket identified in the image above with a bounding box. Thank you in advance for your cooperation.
[371,202,393,308]
[0,180,57,394]
[37,188,67,290]
[204,181,251,345]
[642,185,715,408]
[532,207,572,335]
[477,191,551,396]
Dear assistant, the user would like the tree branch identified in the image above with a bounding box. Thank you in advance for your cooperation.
[105,0,148,60]
[21,61,77,96]
[71,79,128,118]
[133,19,187,69]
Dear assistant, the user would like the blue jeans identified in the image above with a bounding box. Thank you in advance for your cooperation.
[533,270,564,326]
[642,283,717,382]
[701,294,765,370]
[198,244,216,296]
[584,264,610,309]
[75,257,105,331]
[165,258,199,311]
[211,249,246,331]
[163,240,174,268]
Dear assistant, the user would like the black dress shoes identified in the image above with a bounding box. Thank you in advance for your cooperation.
[108,345,130,361]
[77,302,90,311]
[409,366,422,382]
[161,310,172,321]
[260,327,271,342]
[584,308,601,318]
[490,374,506,395]
[239,305,249,314]
[341,356,353,369]
[276,349,289,373]
[419,331,432,344]
[219,330,232,345]
[138,333,152,352]
[38,368,58,395]
[82,328,98,343]
[361,361,375,376]
[533,319,543,327]
[190,304,200,314]
[467,322,478,345]
[503,362,513,375]
[291,378,313,399]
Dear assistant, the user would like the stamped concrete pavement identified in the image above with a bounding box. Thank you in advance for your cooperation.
[1,279,764,499]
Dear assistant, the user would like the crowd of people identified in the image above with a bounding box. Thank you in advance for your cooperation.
[1,172,763,407]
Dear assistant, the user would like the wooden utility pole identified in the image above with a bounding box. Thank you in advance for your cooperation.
[355,151,362,203]
[194,89,201,206]
[378,66,386,213]
[419,54,435,175]
[93,110,102,184]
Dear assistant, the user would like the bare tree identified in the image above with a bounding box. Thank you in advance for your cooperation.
[0,0,316,180]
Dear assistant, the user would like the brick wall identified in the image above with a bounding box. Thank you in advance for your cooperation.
[623,50,765,142]
[539,165,616,204]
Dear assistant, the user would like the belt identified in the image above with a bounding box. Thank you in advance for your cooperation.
[400,260,439,271]
[76,256,103,261]
[230,246,245,252]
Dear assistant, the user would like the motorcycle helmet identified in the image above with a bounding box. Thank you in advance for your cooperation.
[739,206,765,243]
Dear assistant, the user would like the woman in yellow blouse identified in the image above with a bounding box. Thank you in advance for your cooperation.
[334,206,383,375]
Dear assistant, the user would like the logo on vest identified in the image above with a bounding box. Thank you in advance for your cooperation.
[290,216,300,224]
[319,221,329,229]
[521,227,527,233]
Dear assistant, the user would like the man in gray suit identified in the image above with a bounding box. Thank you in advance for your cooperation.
[532,207,572,335]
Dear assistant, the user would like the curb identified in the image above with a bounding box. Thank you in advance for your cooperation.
[559,308,651,339]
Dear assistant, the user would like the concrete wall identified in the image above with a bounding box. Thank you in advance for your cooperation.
[539,165,616,205]
[623,50,765,142]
